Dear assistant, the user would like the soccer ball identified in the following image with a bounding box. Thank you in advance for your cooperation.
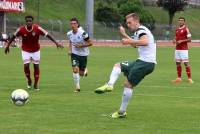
[11,89,29,106]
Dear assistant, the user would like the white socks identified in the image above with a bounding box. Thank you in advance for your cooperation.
[119,87,133,113]
[73,73,80,89]
[107,66,121,87]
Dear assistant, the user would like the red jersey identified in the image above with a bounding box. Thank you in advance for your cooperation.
[175,25,191,50]
[14,24,48,52]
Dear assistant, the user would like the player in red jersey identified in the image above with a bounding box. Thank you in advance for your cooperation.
[172,17,193,84]
[5,15,63,90]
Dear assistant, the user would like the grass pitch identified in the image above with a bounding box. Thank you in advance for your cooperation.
[0,46,199,134]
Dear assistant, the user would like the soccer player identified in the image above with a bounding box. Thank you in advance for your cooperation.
[95,13,156,118]
[0,33,9,47]
[172,17,193,84]
[0,33,9,42]
[67,18,93,92]
[5,15,63,90]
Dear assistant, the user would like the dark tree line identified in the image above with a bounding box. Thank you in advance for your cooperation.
[95,0,155,30]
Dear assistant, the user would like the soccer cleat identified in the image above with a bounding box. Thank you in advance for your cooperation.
[188,78,194,84]
[33,85,40,91]
[74,85,80,93]
[110,111,127,119]
[172,78,182,84]
[27,80,32,89]
[95,84,113,94]
[74,89,81,93]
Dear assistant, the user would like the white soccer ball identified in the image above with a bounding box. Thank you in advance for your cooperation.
[11,89,29,106]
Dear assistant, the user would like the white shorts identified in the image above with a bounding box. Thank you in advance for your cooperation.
[175,50,189,62]
[21,50,40,64]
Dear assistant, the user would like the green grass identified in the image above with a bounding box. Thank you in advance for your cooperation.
[0,46,200,134]
[7,0,85,21]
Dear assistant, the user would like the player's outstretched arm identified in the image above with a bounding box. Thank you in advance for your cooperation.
[46,34,64,49]
[5,35,16,54]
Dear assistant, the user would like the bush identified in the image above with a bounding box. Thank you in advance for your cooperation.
[119,0,155,30]
[95,2,122,24]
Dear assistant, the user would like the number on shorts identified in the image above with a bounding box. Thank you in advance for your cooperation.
[121,61,129,66]
[72,60,76,65]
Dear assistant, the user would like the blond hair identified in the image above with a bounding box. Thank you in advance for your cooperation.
[125,13,140,21]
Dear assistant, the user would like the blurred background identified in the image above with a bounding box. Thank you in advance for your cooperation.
[1,0,200,41]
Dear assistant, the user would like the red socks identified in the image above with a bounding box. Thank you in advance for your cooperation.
[34,67,40,86]
[24,65,31,82]
[185,66,191,79]
[176,64,192,79]
[176,64,182,78]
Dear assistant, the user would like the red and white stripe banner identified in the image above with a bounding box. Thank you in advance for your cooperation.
[0,0,25,12]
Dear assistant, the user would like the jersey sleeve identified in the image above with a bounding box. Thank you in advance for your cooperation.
[186,27,192,38]
[137,29,147,39]
[38,26,48,36]
[82,31,89,41]
[14,27,22,37]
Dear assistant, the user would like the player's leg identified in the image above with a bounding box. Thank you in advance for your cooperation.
[95,63,122,93]
[32,51,40,90]
[184,62,192,82]
[111,60,155,118]
[33,64,40,90]
[183,62,193,84]
[73,66,80,92]
[79,56,88,77]
[181,50,193,83]
[111,80,134,118]
[172,50,182,83]
[21,51,32,89]
[24,63,32,89]
[71,54,81,92]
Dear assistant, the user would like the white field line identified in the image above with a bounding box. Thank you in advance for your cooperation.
[139,85,191,89]
[1,84,200,101]
[135,94,200,99]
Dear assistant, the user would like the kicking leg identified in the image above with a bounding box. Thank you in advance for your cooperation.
[95,63,121,94]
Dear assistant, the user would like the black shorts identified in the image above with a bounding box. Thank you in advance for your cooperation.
[71,53,88,71]
[120,59,155,86]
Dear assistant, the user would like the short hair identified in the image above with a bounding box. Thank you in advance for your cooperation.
[70,17,80,27]
[25,15,34,21]
[179,17,185,21]
[125,13,140,21]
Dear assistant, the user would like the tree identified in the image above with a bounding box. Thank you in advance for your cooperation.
[118,0,155,30]
[95,2,122,24]
[157,0,189,28]
[95,0,155,30]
